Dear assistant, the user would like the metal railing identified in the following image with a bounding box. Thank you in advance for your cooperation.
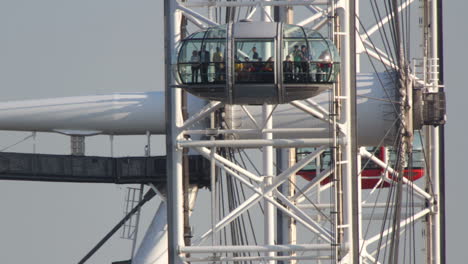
[177,61,340,85]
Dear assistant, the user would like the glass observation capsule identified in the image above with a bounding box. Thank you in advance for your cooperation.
[176,21,340,105]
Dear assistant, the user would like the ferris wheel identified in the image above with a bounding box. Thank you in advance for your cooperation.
[0,0,445,263]
[161,0,446,263]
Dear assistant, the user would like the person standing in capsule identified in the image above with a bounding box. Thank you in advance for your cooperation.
[199,45,210,83]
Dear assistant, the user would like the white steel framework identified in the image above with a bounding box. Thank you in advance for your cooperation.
[164,0,445,264]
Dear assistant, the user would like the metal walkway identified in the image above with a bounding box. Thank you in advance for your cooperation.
[0,152,210,186]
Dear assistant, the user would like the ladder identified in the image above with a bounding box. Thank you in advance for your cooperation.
[121,185,144,257]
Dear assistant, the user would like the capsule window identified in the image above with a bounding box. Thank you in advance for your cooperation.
[178,39,203,84]
[235,39,275,84]
[176,22,341,104]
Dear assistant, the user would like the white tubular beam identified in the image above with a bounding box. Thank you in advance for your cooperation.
[360,148,432,200]
[298,202,426,209]
[180,101,223,130]
[183,255,332,262]
[364,208,430,246]
[184,128,328,136]
[262,103,275,264]
[430,0,441,263]
[245,7,258,20]
[305,98,330,116]
[261,105,277,130]
[169,71,185,263]
[261,5,273,257]
[293,167,333,202]
[165,0,183,262]
[274,190,334,242]
[265,194,333,242]
[195,146,263,182]
[290,100,327,121]
[290,101,346,134]
[305,4,322,14]
[241,105,261,130]
[181,0,332,8]
[368,228,407,259]
[360,0,414,42]
[272,146,327,188]
[222,165,262,192]
[361,39,396,66]
[183,12,207,29]
[297,7,331,27]
[197,193,262,244]
[339,0,359,261]
[180,138,339,148]
[196,187,331,246]
[261,2,274,22]
[364,46,398,70]
[341,1,354,257]
[180,244,335,254]
[176,4,219,27]
[313,17,332,32]
[210,146,216,248]
[357,147,364,251]
[430,100,441,264]
[196,148,327,244]
[362,252,382,264]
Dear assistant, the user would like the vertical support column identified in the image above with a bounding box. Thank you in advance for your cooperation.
[279,4,296,262]
[71,135,85,156]
[32,131,37,154]
[146,131,151,156]
[341,0,359,262]
[261,3,275,262]
[263,103,275,264]
[165,0,184,263]
[276,148,297,264]
[436,0,446,262]
[429,0,443,262]
[131,184,145,258]
[286,0,293,24]
[357,147,363,251]
[355,0,360,72]
[261,0,273,22]
[208,0,214,21]
[288,148,297,264]
[210,145,217,248]
[110,135,114,157]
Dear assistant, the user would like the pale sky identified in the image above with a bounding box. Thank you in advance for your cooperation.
[0,1,465,263]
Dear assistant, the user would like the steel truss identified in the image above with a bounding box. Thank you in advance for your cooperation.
[164,0,444,263]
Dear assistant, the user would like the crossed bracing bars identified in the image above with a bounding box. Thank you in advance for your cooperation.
[169,0,433,262]
[176,102,435,262]
[178,99,343,262]
[357,147,434,264]
[177,101,435,263]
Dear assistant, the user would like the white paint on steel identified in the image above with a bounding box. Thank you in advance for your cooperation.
[0,74,396,147]
[133,201,168,264]
[226,73,398,146]
[0,92,206,135]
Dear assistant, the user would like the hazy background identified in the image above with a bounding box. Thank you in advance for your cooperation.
[0,1,464,263]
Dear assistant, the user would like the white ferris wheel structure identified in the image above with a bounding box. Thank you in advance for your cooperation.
[0,0,446,264]
[162,0,445,263]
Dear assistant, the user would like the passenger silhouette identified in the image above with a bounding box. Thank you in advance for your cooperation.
[190,50,200,83]
[199,45,210,83]
[317,50,332,82]
[213,47,224,82]
[252,47,259,60]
